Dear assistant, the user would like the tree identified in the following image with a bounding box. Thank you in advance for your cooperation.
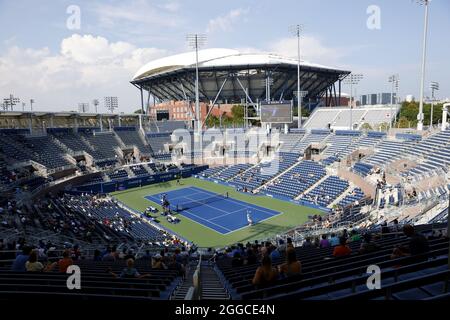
[231,105,245,125]
[360,123,373,131]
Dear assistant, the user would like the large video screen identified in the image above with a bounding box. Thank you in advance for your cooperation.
[260,102,293,123]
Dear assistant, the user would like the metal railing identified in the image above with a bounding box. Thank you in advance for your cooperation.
[184,255,202,300]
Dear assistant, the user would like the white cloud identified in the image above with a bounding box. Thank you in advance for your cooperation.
[94,0,182,29]
[206,8,249,34]
[0,34,167,112]
[268,36,350,67]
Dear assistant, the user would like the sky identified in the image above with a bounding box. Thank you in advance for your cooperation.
[0,0,449,113]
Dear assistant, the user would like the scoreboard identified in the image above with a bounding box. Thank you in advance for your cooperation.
[260,102,293,123]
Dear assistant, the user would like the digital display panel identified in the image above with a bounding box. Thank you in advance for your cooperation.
[260,102,293,123]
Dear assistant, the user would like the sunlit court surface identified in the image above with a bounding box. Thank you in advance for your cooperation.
[0,0,449,314]
[145,186,282,234]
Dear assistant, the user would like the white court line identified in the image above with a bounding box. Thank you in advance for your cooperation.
[221,212,285,235]
[181,209,233,233]
[146,188,206,203]
[208,207,248,221]
[181,194,232,215]
[192,187,280,217]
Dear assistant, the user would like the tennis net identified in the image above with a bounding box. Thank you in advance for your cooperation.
[175,192,229,212]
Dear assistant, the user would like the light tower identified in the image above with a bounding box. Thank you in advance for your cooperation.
[343,74,363,130]
[93,99,100,113]
[78,102,89,113]
[388,74,399,129]
[186,33,207,162]
[430,81,439,129]
[104,97,118,113]
[3,94,20,111]
[416,0,431,131]
[289,24,304,128]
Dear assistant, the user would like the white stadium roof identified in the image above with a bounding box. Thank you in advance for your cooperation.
[133,48,344,81]
[131,48,350,104]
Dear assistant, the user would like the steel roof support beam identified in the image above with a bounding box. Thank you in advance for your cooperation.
[202,77,229,127]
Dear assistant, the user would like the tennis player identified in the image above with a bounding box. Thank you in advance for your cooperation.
[247,210,253,226]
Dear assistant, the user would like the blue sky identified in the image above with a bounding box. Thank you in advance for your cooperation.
[0,0,448,112]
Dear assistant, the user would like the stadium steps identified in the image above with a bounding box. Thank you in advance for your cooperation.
[253,159,302,193]
[328,184,354,208]
[225,163,258,183]
[123,166,135,178]
[142,163,154,174]
[199,261,230,300]
[294,174,330,200]
[171,261,197,300]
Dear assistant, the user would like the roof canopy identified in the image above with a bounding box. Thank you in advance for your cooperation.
[131,48,351,104]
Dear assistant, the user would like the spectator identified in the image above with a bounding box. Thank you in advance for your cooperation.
[252,256,279,287]
[329,233,339,246]
[231,252,244,268]
[286,238,294,250]
[93,249,102,261]
[359,233,379,254]
[332,237,352,258]
[319,234,330,248]
[277,239,286,254]
[302,238,313,248]
[48,250,74,273]
[349,230,361,242]
[278,248,302,278]
[11,246,32,272]
[246,248,257,265]
[109,258,150,279]
[25,250,45,272]
[152,253,167,269]
[391,224,430,261]
[124,250,135,261]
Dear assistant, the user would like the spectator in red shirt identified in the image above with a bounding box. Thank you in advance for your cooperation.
[332,237,352,258]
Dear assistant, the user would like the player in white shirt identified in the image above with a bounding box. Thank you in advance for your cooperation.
[247,210,253,226]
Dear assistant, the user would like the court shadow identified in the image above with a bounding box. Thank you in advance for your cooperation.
[238,222,287,243]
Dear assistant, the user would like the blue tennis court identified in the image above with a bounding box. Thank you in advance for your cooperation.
[144,186,282,234]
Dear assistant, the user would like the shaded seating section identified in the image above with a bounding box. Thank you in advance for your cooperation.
[107,169,129,181]
[231,153,299,191]
[129,164,148,176]
[0,133,34,162]
[263,161,326,199]
[216,230,449,300]
[52,131,96,155]
[63,195,167,242]
[81,131,121,160]
[0,133,71,169]
[115,128,153,155]
[147,133,172,160]
[300,176,349,207]
[25,136,72,169]
[0,259,181,301]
